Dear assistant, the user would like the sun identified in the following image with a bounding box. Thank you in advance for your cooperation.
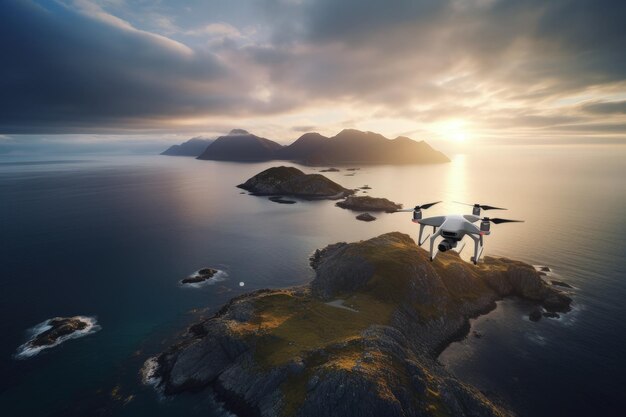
[452,130,467,142]
[435,119,470,143]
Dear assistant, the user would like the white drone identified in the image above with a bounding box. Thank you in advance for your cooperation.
[396,201,524,265]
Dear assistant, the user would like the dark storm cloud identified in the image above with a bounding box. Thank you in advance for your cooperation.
[0,0,263,133]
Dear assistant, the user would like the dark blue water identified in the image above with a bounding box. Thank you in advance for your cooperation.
[0,148,624,416]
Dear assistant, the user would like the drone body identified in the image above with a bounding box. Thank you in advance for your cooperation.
[397,202,523,265]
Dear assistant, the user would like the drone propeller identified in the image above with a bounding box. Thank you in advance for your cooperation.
[397,201,441,212]
[454,201,507,211]
[483,217,524,224]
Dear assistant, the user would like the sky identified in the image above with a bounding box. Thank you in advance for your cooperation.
[1,0,625,153]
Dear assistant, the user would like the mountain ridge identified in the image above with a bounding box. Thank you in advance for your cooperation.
[163,128,449,165]
[161,136,214,156]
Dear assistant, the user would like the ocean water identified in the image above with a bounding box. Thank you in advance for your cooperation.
[0,146,624,416]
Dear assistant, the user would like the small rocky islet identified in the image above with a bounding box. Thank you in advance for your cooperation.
[30,317,88,347]
[237,166,354,200]
[336,195,402,212]
[16,316,99,358]
[181,268,219,285]
[355,212,376,222]
[146,232,572,417]
[238,167,402,218]
[268,196,297,204]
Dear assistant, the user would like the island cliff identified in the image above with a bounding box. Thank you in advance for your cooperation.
[148,232,571,417]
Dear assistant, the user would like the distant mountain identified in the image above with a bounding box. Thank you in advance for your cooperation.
[275,132,329,161]
[161,137,214,156]
[297,129,450,165]
[164,128,449,165]
[197,129,283,161]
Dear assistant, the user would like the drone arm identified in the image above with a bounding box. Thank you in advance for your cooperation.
[429,228,442,261]
[418,223,431,246]
[467,233,484,265]
[418,216,446,227]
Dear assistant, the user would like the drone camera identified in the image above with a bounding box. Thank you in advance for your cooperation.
[438,239,456,252]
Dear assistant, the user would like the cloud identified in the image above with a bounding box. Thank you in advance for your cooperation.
[0,0,624,143]
[291,125,318,132]
[582,100,626,115]
[0,0,268,133]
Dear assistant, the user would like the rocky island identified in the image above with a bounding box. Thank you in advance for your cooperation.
[181,268,219,284]
[16,316,100,359]
[145,232,571,417]
[336,195,402,212]
[238,166,355,200]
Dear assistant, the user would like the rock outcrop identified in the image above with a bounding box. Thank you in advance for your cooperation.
[238,166,354,200]
[336,195,402,212]
[356,213,376,222]
[148,232,572,417]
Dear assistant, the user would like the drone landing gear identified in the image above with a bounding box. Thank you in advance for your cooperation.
[468,234,484,265]
[428,228,442,262]
[418,224,437,246]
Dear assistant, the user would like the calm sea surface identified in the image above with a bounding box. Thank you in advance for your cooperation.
[0,146,624,416]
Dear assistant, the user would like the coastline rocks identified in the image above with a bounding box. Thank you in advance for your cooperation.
[336,195,402,212]
[356,213,376,222]
[529,309,543,322]
[551,280,573,289]
[542,293,572,313]
[238,166,354,200]
[149,232,573,417]
[319,167,340,172]
[15,316,100,359]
